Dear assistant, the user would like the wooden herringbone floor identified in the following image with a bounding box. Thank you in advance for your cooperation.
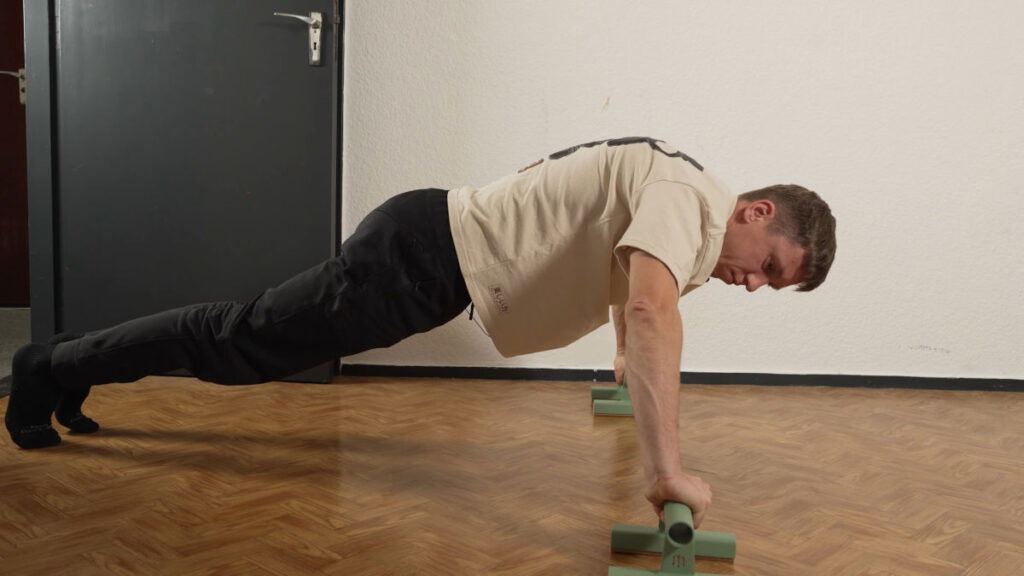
[1,376,1021,575]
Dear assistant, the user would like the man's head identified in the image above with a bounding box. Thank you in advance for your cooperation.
[712,184,836,292]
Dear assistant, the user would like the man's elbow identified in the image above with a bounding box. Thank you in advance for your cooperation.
[624,297,679,324]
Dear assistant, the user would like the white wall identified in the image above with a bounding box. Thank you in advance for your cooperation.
[341,1,1024,380]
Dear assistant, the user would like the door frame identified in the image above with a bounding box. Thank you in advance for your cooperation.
[23,0,345,346]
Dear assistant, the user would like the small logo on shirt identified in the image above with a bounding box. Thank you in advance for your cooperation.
[490,285,510,313]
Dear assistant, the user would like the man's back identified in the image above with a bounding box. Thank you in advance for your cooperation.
[447,137,736,357]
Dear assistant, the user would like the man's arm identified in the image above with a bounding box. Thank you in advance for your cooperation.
[611,304,627,383]
[623,248,712,527]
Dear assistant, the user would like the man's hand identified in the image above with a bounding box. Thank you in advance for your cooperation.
[645,473,713,529]
[614,352,627,385]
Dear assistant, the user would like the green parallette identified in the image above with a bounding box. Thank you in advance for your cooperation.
[607,501,737,576]
[592,376,634,416]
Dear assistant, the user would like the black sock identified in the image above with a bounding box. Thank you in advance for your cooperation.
[4,343,61,449]
[55,388,99,433]
[48,333,100,434]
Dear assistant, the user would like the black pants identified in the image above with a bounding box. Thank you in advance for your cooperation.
[51,188,470,387]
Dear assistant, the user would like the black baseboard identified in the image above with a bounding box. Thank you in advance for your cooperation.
[3,367,1016,399]
[339,364,1024,392]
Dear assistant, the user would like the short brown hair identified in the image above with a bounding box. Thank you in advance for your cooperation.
[738,184,836,291]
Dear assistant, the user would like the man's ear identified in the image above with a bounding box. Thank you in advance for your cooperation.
[743,199,776,223]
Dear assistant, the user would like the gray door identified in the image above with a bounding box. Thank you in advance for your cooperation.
[31,1,340,382]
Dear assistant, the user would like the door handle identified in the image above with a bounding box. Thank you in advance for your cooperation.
[0,68,25,105]
[273,11,323,66]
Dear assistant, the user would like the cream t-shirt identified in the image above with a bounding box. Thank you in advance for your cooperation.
[447,137,736,357]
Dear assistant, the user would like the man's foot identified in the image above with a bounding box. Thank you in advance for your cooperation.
[48,333,100,434]
[56,392,99,434]
[4,343,61,449]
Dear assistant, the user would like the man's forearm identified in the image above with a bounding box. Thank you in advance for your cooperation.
[624,302,683,482]
[612,304,627,354]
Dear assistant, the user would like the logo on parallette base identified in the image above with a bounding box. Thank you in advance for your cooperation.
[489,285,510,313]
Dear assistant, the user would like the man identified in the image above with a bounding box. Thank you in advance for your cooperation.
[5,137,836,528]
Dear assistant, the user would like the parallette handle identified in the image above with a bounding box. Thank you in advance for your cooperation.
[663,501,695,546]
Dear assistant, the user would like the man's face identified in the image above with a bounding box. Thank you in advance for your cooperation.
[712,200,808,292]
